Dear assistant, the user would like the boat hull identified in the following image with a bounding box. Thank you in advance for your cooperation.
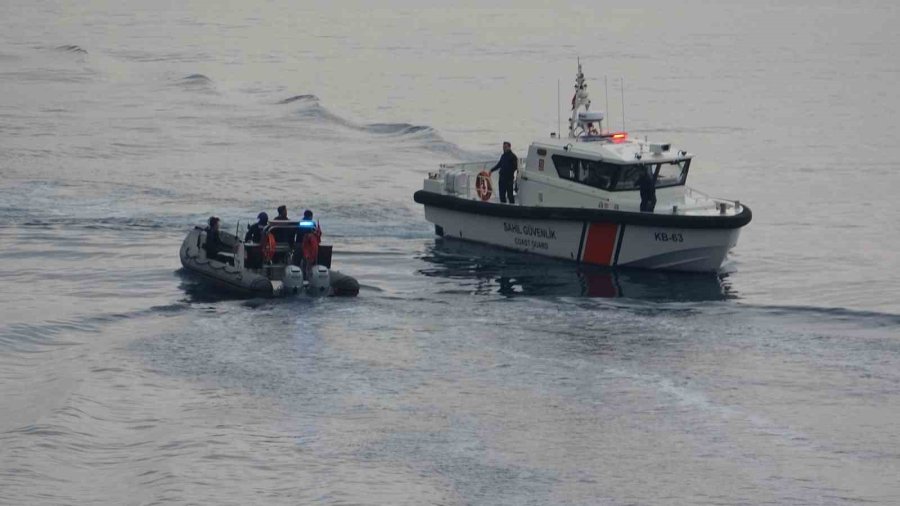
[416,192,749,273]
[180,229,277,296]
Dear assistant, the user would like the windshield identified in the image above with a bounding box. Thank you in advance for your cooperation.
[552,155,690,191]
[655,160,690,188]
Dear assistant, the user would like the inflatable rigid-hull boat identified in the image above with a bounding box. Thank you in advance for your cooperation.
[180,225,359,297]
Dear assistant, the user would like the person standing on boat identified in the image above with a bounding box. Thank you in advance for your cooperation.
[299,210,322,275]
[490,141,518,204]
[268,205,299,260]
[244,212,268,243]
[638,166,657,212]
[243,212,268,269]
[299,209,322,239]
[273,205,289,221]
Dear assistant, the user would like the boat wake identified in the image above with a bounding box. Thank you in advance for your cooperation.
[0,304,190,353]
[743,303,900,327]
[278,93,482,160]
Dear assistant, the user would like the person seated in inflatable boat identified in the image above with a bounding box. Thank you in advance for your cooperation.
[204,216,234,265]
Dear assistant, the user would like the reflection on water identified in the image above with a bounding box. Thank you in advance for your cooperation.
[176,268,257,303]
[419,238,734,301]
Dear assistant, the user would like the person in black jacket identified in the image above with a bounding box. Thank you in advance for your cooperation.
[268,205,299,252]
[273,205,289,221]
[638,166,657,212]
[490,141,518,204]
[204,216,231,263]
[244,212,268,243]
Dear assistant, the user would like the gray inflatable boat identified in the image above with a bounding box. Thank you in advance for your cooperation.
[180,221,359,297]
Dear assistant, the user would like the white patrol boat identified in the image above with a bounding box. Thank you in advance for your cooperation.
[179,219,359,297]
[414,63,751,273]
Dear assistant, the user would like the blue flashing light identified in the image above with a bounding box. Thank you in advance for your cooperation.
[298,220,317,229]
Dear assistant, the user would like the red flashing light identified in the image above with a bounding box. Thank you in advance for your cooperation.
[610,131,628,143]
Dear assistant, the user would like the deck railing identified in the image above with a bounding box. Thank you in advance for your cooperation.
[437,159,527,203]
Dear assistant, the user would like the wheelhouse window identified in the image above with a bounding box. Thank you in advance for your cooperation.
[552,155,618,191]
[654,160,690,188]
[613,165,645,190]
[552,155,690,191]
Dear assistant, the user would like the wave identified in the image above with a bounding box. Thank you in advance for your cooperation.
[277,94,318,104]
[182,73,211,83]
[744,303,900,327]
[0,303,189,353]
[280,95,482,160]
[17,215,189,233]
[174,73,216,93]
[54,45,88,55]
[108,49,212,63]
[364,122,434,136]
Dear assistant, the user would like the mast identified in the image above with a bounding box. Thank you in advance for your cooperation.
[568,58,592,139]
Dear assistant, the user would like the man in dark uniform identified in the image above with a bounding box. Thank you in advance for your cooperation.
[638,166,657,212]
[490,141,518,204]
[268,204,298,251]
[242,212,268,268]
[244,212,268,243]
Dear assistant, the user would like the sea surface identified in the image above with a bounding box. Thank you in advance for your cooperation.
[2,1,900,504]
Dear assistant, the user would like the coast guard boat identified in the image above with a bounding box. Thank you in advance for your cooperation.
[414,63,751,272]
[180,218,359,297]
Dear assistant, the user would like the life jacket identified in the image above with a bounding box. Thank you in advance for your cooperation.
[301,231,320,266]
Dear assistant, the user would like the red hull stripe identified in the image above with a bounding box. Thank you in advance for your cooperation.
[581,222,619,266]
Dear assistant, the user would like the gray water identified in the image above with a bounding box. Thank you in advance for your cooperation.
[2,1,900,504]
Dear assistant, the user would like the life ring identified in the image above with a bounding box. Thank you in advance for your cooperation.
[261,232,276,262]
[475,171,493,201]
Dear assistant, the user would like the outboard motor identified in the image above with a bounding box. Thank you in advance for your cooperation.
[283,265,305,295]
[307,265,331,296]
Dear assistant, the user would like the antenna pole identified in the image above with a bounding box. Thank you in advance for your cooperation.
[604,76,609,133]
[621,77,626,131]
[557,79,561,137]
